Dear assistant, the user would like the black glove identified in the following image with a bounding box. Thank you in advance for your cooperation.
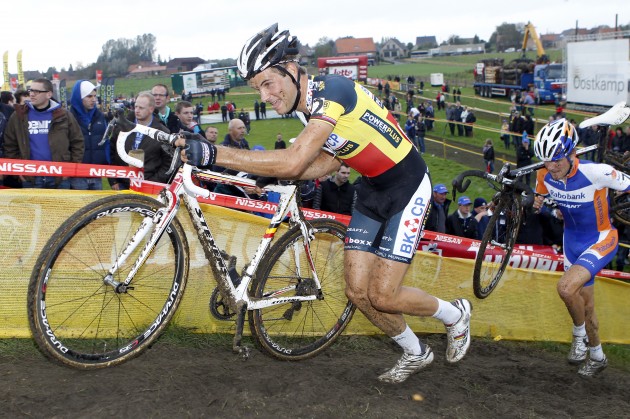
[255,176,278,188]
[181,131,205,141]
[184,138,217,168]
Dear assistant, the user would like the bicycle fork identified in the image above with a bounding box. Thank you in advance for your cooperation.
[103,190,180,292]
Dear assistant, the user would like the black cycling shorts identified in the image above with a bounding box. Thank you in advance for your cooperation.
[345,151,431,264]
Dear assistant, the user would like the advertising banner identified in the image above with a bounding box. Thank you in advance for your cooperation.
[182,73,198,93]
[2,51,9,91]
[17,50,24,90]
[1,157,628,282]
[58,79,68,108]
[566,39,630,107]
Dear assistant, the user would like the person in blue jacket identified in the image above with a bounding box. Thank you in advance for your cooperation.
[69,80,109,189]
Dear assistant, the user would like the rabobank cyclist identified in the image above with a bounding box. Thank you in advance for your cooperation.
[533,118,630,376]
[176,24,472,384]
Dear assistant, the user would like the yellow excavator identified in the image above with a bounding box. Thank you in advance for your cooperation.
[522,22,550,64]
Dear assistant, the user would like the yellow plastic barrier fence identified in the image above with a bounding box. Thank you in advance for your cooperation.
[1,190,628,344]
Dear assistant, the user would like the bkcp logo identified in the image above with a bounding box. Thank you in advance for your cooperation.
[404,218,420,233]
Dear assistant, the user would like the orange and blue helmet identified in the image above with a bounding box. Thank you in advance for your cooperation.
[533,118,580,162]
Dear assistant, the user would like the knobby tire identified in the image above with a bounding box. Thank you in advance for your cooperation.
[473,193,522,299]
[27,194,189,369]
[248,219,355,360]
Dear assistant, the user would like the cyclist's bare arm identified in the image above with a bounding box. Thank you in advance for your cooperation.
[220,119,335,179]
[177,119,339,180]
[296,149,342,180]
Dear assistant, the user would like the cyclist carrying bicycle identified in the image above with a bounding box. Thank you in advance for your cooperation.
[533,118,630,376]
[177,24,472,383]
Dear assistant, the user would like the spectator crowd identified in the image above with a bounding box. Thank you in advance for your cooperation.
[1,77,630,272]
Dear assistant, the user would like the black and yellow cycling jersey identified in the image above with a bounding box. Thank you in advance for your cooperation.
[306,75,415,178]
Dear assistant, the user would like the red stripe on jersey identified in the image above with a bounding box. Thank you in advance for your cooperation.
[342,142,396,177]
[311,115,337,126]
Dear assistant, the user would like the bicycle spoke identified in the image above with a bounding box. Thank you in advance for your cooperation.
[250,220,355,360]
[473,195,522,299]
[28,195,188,368]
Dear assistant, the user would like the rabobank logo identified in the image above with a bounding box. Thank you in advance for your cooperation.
[28,120,51,135]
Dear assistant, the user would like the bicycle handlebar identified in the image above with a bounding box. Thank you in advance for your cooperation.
[100,114,300,199]
[452,169,535,207]
[507,144,599,177]
[452,170,487,194]
[100,114,180,168]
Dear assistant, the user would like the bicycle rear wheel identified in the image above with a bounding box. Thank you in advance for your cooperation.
[473,193,523,299]
[27,194,189,369]
[612,193,630,226]
[249,219,355,360]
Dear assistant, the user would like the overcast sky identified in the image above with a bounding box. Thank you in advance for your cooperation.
[3,0,628,74]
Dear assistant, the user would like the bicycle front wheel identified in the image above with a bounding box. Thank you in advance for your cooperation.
[27,194,189,369]
[473,193,523,299]
[249,219,355,360]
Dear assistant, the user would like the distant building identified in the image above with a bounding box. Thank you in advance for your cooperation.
[540,34,561,49]
[380,38,407,59]
[298,44,315,66]
[429,43,486,56]
[415,36,438,49]
[334,37,377,60]
[127,61,167,78]
[166,57,206,74]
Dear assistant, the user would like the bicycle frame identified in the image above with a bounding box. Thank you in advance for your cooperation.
[506,144,598,179]
[104,124,325,316]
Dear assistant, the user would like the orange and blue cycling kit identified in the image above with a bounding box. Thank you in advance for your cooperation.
[304,74,429,263]
[536,159,630,284]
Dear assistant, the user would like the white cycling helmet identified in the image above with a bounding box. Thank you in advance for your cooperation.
[533,118,580,162]
[237,23,300,80]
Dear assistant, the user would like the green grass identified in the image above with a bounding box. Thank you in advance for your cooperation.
[112,76,172,99]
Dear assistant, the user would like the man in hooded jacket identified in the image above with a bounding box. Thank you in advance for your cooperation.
[69,80,109,189]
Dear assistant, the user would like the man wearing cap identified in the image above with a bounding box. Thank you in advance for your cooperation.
[472,197,490,239]
[425,183,451,233]
[516,134,535,187]
[4,77,84,189]
[446,196,479,239]
[69,80,109,190]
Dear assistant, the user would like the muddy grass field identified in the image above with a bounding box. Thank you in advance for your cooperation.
[1,333,629,418]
